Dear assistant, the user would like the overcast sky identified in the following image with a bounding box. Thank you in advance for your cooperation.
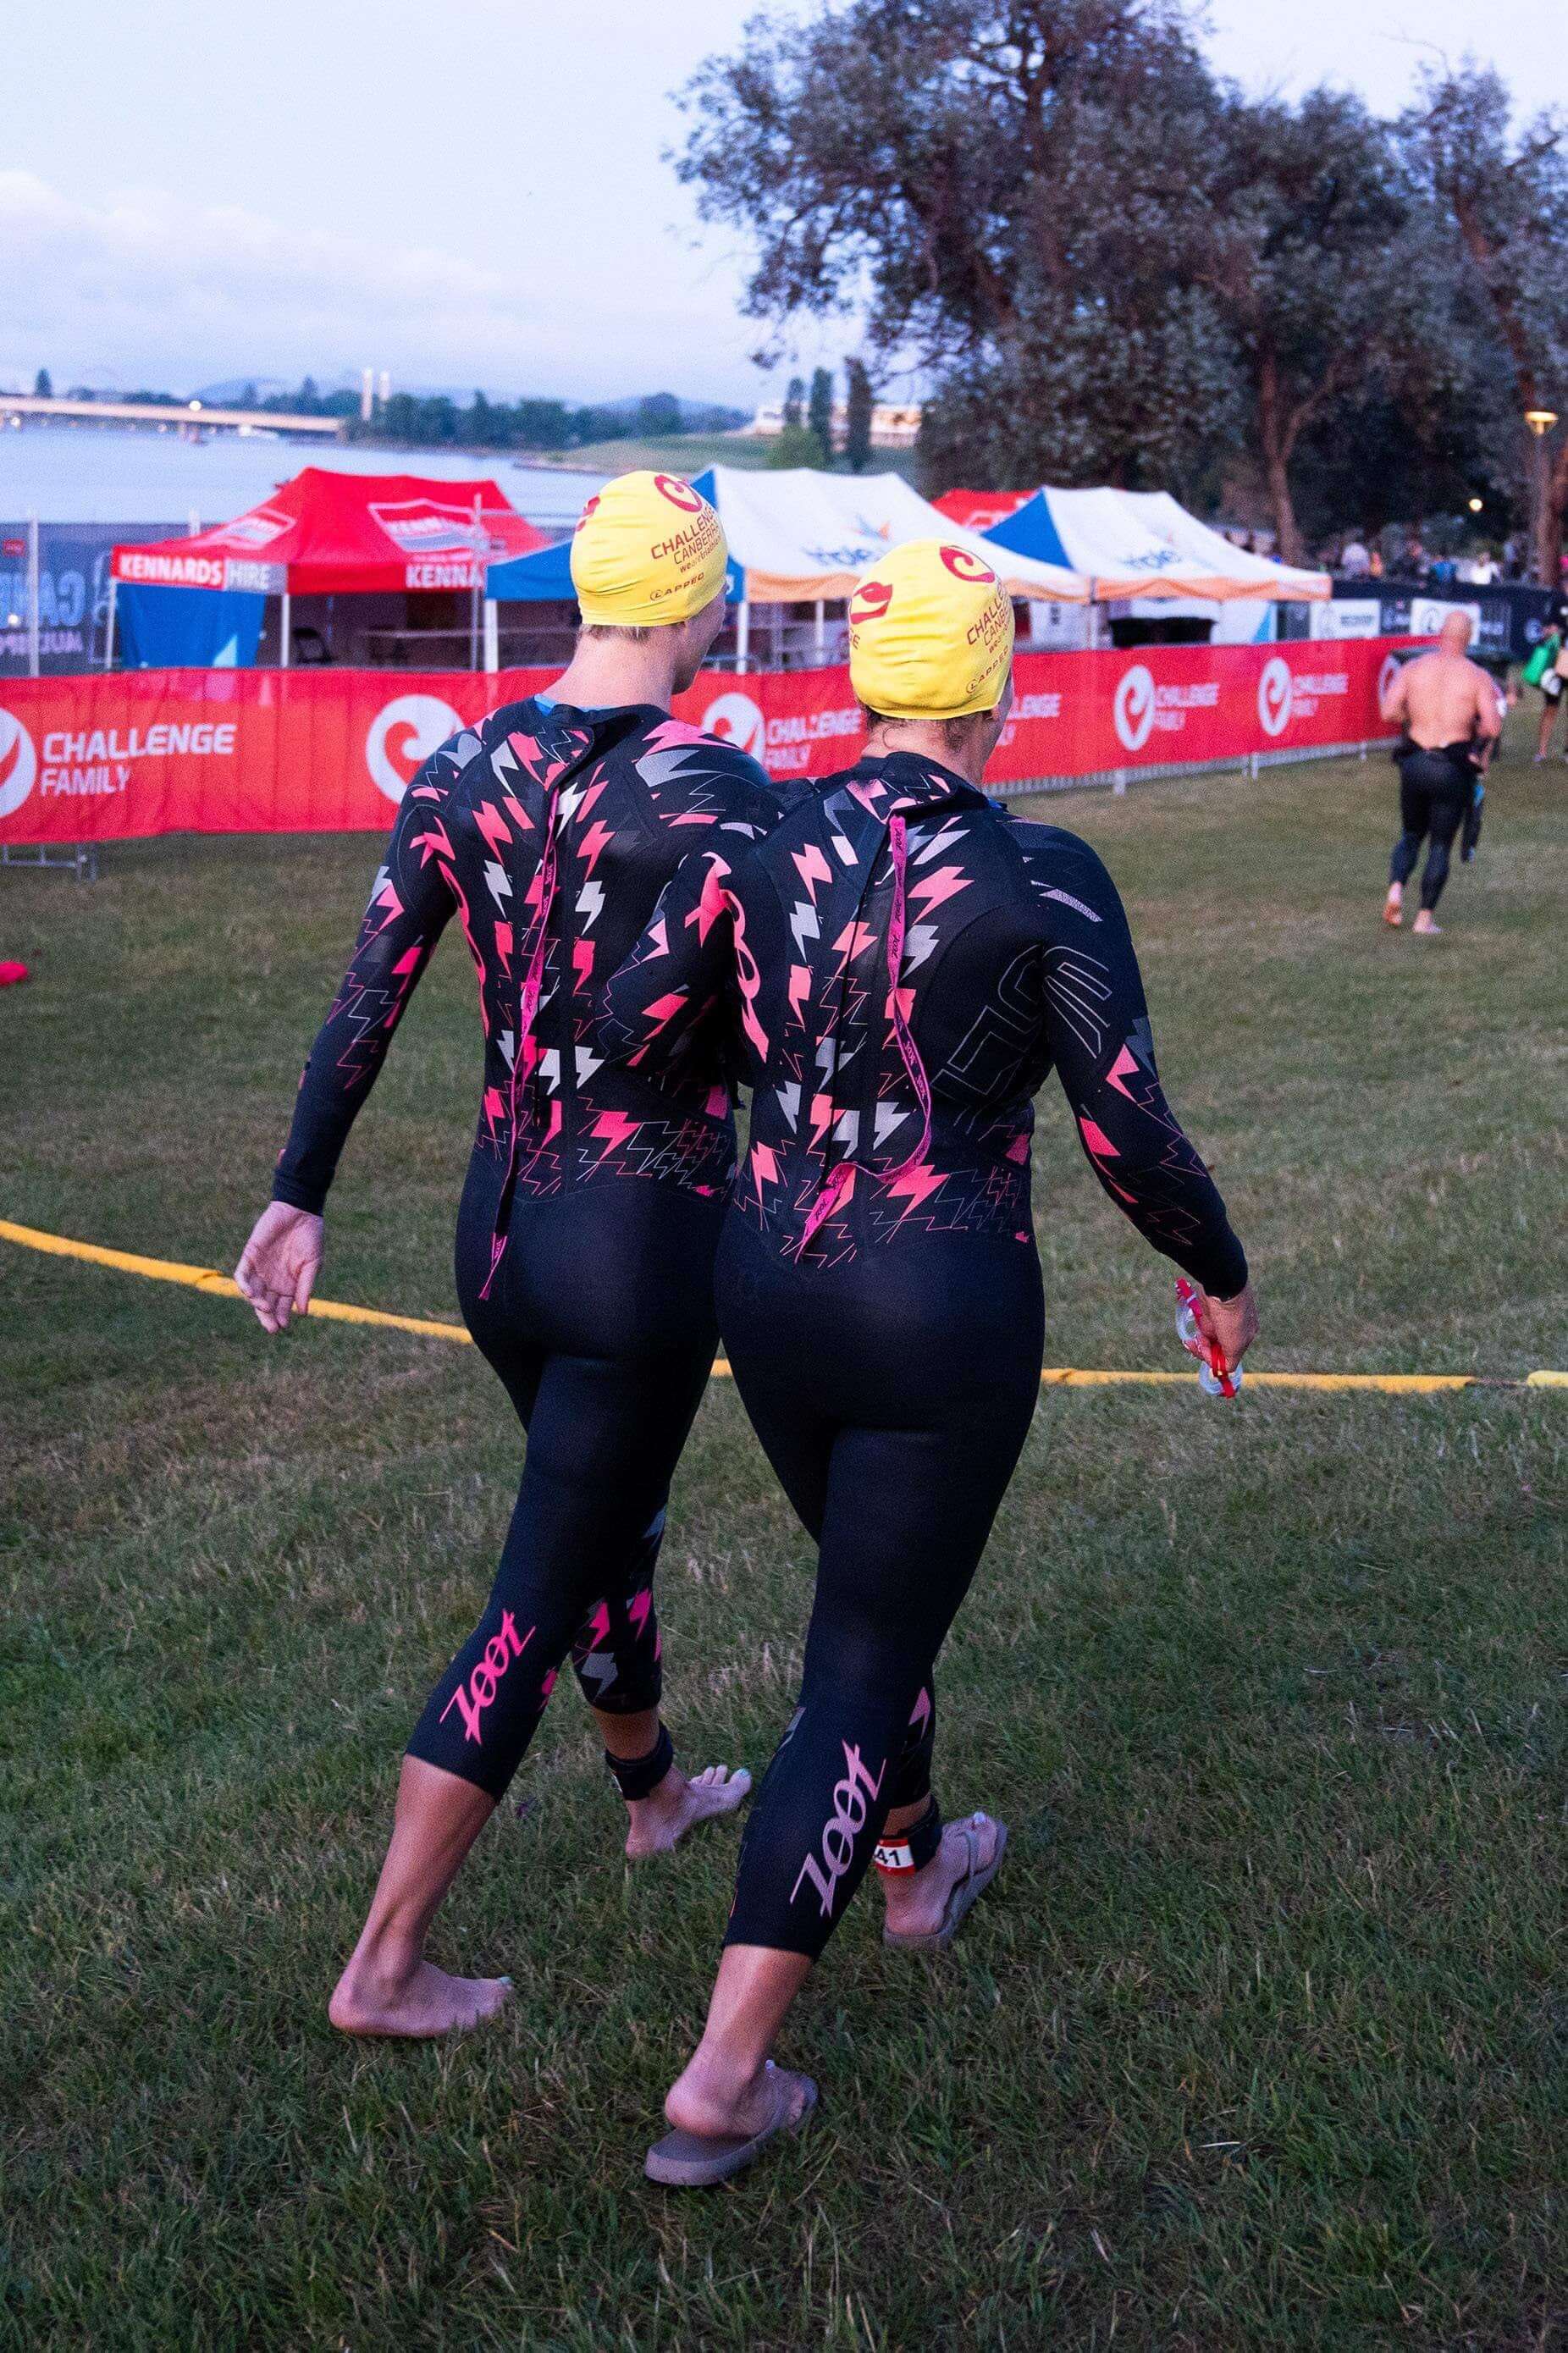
[2,0,1559,411]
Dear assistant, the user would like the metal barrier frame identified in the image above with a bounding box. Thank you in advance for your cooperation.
[1,841,98,881]
[990,738,1374,800]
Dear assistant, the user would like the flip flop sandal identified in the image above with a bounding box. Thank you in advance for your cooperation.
[882,1814,1008,1953]
[643,2063,818,2189]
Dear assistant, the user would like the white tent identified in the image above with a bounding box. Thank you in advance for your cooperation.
[703,466,1088,604]
[980,484,1330,602]
[485,464,1087,612]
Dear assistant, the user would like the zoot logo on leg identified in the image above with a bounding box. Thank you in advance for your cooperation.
[439,1610,533,1744]
[791,1741,886,1918]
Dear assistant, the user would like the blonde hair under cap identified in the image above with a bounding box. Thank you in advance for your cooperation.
[570,471,729,627]
[848,539,1015,721]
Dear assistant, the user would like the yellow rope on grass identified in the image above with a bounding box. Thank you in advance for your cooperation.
[2,1216,1561,1393]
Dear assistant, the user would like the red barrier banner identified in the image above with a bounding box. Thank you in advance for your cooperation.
[0,641,1408,846]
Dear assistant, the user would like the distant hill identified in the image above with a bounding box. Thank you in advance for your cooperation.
[187,378,750,429]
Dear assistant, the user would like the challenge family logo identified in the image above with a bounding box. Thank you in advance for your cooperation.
[1113,664,1157,753]
[654,474,705,513]
[939,545,997,583]
[365,693,463,804]
[575,494,601,532]
[701,691,767,760]
[848,579,893,627]
[1257,655,1294,737]
[0,707,38,818]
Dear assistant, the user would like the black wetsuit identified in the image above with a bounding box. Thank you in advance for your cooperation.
[273,697,779,1798]
[1389,738,1480,913]
[599,754,1246,1959]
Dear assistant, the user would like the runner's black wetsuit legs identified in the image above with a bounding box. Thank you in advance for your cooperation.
[1390,745,1473,913]
[404,1163,724,1799]
[715,1217,1045,1959]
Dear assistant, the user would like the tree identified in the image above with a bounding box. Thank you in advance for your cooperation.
[1193,88,1423,562]
[676,0,1240,497]
[638,390,685,436]
[844,357,874,474]
[1400,67,1568,584]
[781,375,805,430]
[807,366,835,460]
[33,367,52,399]
[768,422,826,469]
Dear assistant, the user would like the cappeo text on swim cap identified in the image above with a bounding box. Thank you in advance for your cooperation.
[847,539,1015,721]
[570,471,730,627]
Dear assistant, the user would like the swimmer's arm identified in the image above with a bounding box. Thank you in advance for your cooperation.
[1380,661,1410,726]
[270,756,459,1215]
[1471,664,1502,748]
[1026,832,1250,1301]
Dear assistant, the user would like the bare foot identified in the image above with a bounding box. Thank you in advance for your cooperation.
[624,1762,751,1862]
[881,1813,1005,1942]
[1411,911,1442,935]
[329,1955,513,2039]
[665,2048,814,2144]
[1382,887,1402,927]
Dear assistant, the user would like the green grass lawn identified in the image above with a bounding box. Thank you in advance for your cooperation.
[3,728,1565,2350]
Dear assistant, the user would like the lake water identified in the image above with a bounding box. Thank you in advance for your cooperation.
[0,424,605,528]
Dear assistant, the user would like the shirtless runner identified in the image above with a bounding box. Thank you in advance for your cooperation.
[1379,614,1500,935]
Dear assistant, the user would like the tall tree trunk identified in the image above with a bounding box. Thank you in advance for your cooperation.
[1256,349,1305,567]
[1539,434,1568,591]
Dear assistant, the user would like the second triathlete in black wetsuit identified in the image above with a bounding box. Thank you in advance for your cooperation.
[601,750,1248,1964]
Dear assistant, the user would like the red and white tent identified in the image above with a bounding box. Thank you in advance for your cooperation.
[111,467,547,596]
[931,489,1032,534]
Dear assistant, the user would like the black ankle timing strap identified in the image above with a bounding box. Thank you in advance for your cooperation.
[874,1797,943,1875]
[605,1724,674,1802]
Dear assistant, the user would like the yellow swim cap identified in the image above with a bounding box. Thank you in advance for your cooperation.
[848,539,1015,721]
[570,471,729,627]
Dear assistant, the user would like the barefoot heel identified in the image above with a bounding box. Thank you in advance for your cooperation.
[883,1818,1008,1953]
[644,2065,817,2188]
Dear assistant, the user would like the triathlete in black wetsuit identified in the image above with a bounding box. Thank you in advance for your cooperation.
[235,475,781,2039]
[601,539,1257,2185]
[1381,616,1500,934]
[1389,738,1482,917]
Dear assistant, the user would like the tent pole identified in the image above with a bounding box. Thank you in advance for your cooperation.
[737,599,750,674]
[279,590,290,669]
[105,575,117,670]
[26,517,40,678]
[814,599,825,662]
[483,599,499,676]
[470,494,483,669]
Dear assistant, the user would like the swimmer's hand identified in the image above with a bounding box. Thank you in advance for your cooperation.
[235,1201,323,1334]
[1191,1280,1259,1373]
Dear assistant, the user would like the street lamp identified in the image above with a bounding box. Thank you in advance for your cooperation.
[1468,497,1483,513]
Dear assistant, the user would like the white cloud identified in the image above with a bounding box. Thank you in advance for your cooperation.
[0,171,766,404]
